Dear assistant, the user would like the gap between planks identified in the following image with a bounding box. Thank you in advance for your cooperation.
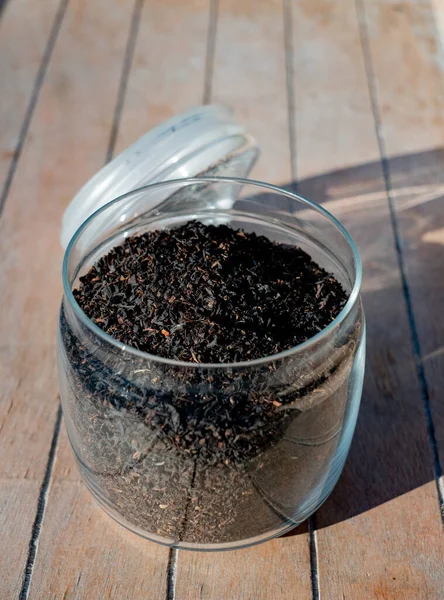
[308,516,320,600]
[282,0,297,189]
[167,548,179,600]
[355,0,444,522]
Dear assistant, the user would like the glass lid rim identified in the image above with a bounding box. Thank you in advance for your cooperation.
[62,176,363,369]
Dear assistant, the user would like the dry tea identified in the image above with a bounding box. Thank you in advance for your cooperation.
[74,221,347,363]
[62,221,355,544]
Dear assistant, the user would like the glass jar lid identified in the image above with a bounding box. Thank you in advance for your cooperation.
[61,105,259,249]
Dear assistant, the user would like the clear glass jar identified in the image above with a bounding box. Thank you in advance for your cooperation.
[58,178,365,551]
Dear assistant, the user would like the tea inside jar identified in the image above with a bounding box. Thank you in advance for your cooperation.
[74,220,348,362]
[62,220,355,544]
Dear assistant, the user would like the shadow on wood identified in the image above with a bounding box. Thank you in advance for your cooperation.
[255,148,444,531]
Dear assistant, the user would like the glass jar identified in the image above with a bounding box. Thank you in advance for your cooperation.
[58,178,365,551]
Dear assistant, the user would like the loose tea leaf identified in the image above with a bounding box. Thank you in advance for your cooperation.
[74,221,348,363]
[62,220,357,545]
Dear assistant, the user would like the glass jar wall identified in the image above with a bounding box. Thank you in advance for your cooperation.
[58,178,365,550]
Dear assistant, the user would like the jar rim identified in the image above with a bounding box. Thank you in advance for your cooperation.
[62,176,362,369]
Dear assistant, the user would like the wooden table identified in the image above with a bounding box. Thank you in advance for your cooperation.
[1,0,444,598]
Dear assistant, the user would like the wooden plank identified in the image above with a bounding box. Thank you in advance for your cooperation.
[317,483,444,599]
[0,1,171,598]
[174,2,312,599]
[362,0,444,497]
[175,534,311,600]
[0,0,62,203]
[288,0,444,597]
[29,477,168,599]
[209,0,292,183]
[0,1,66,594]
[114,0,211,155]
[0,345,59,480]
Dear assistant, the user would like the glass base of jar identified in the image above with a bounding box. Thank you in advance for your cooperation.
[73,424,354,552]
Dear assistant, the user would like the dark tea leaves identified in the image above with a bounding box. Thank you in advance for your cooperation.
[62,221,359,543]
[74,221,348,363]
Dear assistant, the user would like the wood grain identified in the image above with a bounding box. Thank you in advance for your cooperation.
[28,480,168,600]
[114,0,211,155]
[0,0,62,200]
[0,346,61,481]
[288,0,444,597]
[0,0,66,594]
[174,2,312,598]
[175,534,311,600]
[362,0,444,500]
[210,0,292,183]
[317,483,444,600]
